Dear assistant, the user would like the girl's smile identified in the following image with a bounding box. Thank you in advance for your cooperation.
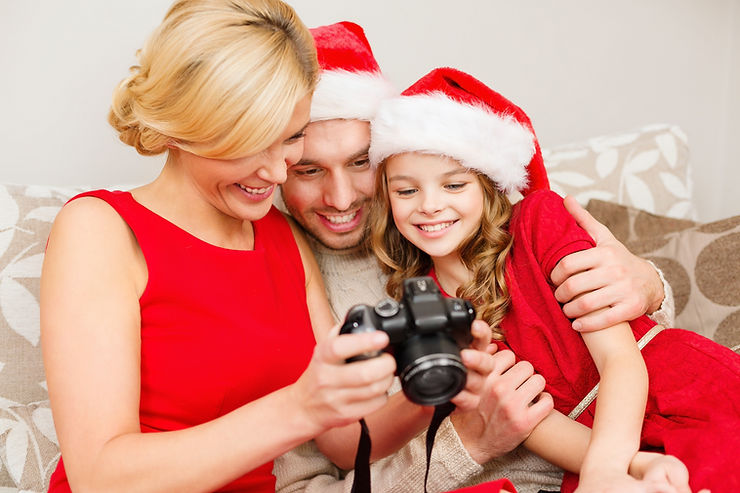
[415,219,458,236]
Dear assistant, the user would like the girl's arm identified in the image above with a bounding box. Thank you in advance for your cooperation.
[288,218,434,470]
[524,410,694,492]
[578,320,648,485]
[523,319,648,486]
[42,199,395,493]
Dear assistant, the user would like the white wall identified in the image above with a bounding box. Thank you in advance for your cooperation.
[2,0,738,221]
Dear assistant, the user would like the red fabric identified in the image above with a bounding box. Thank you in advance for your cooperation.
[505,190,740,493]
[310,21,381,74]
[438,190,740,493]
[444,478,516,492]
[48,190,316,493]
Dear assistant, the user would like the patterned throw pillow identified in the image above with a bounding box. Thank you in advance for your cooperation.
[0,400,58,492]
[586,199,740,349]
[0,184,84,406]
[544,124,695,220]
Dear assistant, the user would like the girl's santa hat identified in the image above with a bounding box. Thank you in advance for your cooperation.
[369,67,549,196]
[309,21,397,122]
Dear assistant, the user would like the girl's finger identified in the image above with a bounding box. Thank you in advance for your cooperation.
[469,320,492,351]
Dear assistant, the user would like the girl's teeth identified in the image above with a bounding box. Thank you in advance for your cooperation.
[419,221,453,232]
[238,184,270,194]
[325,212,357,224]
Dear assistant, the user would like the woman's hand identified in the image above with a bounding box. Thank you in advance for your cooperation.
[290,327,396,434]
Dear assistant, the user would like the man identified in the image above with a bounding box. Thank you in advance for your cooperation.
[274,21,674,493]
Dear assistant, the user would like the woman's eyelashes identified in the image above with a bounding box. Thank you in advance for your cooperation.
[286,131,306,143]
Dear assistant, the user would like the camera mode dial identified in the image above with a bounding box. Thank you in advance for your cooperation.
[374,298,400,318]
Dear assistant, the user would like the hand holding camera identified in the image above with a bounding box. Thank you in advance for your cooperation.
[339,276,475,406]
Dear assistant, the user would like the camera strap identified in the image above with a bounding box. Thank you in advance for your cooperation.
[350,402,456,493]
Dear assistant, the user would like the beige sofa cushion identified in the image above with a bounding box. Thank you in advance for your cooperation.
[0,400,58,490]
[0,184,84,406]
[586,199,740,349]
[544,124,694,219]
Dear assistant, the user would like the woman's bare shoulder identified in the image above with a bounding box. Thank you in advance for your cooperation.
[46,195,146,290]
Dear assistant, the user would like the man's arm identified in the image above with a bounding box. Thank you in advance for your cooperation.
[550,196,675,332]
[274,418,483,493]
[274,347,551,493]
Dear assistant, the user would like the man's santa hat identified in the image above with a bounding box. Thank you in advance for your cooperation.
[369,67,549,196]
[309,21,397,122]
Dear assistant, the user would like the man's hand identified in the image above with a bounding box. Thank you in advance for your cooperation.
[550,196,665,332]
[450,347,553,464]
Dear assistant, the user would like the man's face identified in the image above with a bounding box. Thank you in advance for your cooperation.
[281,119,376,250]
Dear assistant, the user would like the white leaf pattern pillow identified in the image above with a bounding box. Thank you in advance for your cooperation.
[0,400,59,492]
[0,184,84,406]
[543,124,695,219]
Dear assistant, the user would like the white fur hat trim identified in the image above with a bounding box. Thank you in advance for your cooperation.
[311,70,398,122]
[369,92,535,194]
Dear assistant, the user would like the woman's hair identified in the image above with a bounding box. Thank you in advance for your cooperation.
[109,0,318,159]
[369,158,514,340]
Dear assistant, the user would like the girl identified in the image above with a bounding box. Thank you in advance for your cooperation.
[367,67,739,493]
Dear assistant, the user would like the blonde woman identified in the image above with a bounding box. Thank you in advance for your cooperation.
[38,1,448,491]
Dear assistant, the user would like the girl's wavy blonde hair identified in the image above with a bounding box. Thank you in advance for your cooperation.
[369,157,515,340]
[109,0,318,159]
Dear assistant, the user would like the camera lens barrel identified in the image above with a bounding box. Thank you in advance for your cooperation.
[396,332,468,406]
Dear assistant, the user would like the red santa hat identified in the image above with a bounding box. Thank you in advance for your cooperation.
[309,21,397,122]
[369,67,549,196]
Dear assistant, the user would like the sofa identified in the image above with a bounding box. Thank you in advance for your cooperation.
[1,123,738,492]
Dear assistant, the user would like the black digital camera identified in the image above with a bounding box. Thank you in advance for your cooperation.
[339,276,475,406]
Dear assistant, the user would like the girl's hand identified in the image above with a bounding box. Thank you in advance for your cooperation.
[451,320,494,410]
[290,327,396,433]
[577,452,711,493]
[452,320,493,409]
[576,470,687,493]
[632,452,710,493]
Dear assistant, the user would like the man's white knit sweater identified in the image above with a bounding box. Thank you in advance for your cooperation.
[273,236,564,493]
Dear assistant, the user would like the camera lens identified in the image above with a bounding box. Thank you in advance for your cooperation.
[396,333,467,406]
[403,358,466,404]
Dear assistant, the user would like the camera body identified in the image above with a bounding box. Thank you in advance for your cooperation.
[339,276,475,406]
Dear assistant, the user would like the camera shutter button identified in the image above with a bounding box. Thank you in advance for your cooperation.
[374,298,400,317]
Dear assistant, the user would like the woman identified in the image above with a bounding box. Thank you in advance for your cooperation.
[40,1,409,491]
